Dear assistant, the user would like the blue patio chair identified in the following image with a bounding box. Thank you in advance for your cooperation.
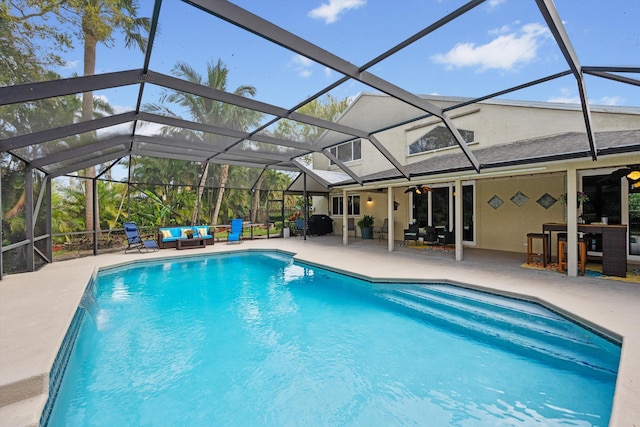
[227,219,243,244]
[295,218,306,237]
[124,222,159,253]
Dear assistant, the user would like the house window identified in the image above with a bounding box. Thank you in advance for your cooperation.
[331,195,360,216]
[409,126,474,154]
[329,139,361,165]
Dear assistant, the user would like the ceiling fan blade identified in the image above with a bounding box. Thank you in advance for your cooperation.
[597,167,633,184]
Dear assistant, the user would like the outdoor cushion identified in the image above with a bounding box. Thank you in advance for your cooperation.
[195,226,209,237]
[158,228,183,242]
[158,226,213,249]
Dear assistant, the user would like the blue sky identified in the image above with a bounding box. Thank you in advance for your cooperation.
[54,0,639,114]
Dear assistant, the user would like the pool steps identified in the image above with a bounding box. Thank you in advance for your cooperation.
[375,284,620,375]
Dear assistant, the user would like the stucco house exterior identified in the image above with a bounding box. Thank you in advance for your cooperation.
[298,93,640,274]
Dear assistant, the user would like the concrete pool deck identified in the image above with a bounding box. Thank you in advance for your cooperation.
[1,236,639,426]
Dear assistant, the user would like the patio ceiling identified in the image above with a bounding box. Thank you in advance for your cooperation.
[1,0,639,185]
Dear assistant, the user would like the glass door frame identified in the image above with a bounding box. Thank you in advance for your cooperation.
[461,180,476,246]
[410,181,476,246]
[578,168,636,262]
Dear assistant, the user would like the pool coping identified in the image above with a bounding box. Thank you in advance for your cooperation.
[1,239,638,426]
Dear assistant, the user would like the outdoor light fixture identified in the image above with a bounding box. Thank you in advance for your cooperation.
[627,170,640,181]
[367,197,372,204]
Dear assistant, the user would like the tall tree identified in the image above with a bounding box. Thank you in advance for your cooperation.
[0,1,72,85]
[3,0,150,231]
[274,94,351,143]
[64,0,150,232]
[145,59,262,225]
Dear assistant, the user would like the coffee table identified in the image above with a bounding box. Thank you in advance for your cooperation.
[176,237,206,250]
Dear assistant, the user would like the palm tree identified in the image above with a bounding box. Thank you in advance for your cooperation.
[145,59,262,225]
[66,1,150,232]
[128,157,199,226]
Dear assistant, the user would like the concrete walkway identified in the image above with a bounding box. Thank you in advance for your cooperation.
[1,236,639,426]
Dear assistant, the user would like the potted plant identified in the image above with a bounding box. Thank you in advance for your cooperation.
[357,215,375,239]
[184,229,194,239]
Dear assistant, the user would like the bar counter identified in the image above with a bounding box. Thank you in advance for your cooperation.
[542,223,627,277]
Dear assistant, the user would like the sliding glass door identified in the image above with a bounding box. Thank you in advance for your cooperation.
[580,168,637,260]
[411,182,475,244]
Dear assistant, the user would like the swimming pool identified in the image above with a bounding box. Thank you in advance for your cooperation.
[45,251,620,426]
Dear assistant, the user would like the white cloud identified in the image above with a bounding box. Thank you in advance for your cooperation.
[431,22,550,72]
[488,23,513,36]
[597,96,624,106]
[547,87,580,104]
[324,67,332,78]
[308,0,366,24]
[487,0,507,8]
[547,88,624,106]
[547,94,581,104]
[290,54,315,78]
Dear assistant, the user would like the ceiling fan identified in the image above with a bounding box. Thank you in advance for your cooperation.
[404,185,432,195]
[599,165,640,188]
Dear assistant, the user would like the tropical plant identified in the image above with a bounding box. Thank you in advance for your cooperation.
[127,157,198,226]
[274,94,351,143]
[144,59,262,225]
[357,215,375,229]
[51,180,129,240]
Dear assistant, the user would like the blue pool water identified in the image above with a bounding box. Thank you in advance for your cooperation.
[47,252,620,426]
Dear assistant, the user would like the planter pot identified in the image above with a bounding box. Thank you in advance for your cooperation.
[360,226,374,239]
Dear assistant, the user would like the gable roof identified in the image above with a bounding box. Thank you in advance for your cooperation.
[336,129,640,185]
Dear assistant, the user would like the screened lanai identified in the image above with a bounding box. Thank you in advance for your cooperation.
[2,0,639,277]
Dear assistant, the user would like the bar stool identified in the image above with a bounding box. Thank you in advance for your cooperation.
[557,234,587,275]
[526,233,549,266]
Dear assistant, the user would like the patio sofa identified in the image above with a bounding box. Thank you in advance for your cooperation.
[403,224,439,245]
[157,226,213,249]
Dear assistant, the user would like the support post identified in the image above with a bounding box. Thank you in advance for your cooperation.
[45,176,52,263]
[303,173,308,240]
[281,192,285,239]
[342,189,349,245]
[387,186,394,252]
[92,178,98,256]
[566,168,578,276]
[25,166,35,271]
[455,179,463,261]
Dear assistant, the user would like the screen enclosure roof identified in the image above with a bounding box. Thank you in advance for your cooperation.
[1,0,638,187]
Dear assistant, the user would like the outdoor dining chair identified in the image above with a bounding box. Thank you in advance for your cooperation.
[377,218,389,241]
[347,218,356,237]
[295,218,307,237]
